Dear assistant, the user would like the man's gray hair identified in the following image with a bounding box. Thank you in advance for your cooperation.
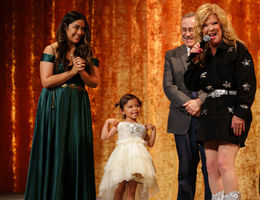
[181,12,195,24]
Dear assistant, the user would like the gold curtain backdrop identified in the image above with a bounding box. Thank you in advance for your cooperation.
[1,0,259,199]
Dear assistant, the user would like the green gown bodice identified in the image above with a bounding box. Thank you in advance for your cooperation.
[24,54,98,200]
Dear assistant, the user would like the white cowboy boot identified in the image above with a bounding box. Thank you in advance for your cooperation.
[212,190,224,200]
[224,191,241,200]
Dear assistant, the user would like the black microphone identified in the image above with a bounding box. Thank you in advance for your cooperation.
[186,35,210,63]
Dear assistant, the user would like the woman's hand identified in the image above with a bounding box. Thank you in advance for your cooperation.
[190,42,203,64]
[75,58,100,88]
[190,42,203,54]
[231,115,245,136]
[71,57,85,74]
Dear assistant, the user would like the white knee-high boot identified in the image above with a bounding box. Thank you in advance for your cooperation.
[212,190,224,200]
[224,191,241,200]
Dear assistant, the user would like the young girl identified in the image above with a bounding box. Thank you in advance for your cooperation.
[99,94,159,200]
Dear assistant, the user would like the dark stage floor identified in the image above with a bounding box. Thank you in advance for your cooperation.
[0,193,24,200]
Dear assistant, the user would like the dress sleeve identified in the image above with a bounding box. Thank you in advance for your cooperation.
[41,53,55,63]
[92,58,99,67]
[184,61,203,91]
[233,43,256,120]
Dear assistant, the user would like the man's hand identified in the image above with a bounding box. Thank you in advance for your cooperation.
[183,98,202,117]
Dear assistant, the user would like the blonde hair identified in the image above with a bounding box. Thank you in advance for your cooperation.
[194,3,243,46]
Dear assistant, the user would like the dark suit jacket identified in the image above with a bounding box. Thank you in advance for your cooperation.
[163,45,207,135]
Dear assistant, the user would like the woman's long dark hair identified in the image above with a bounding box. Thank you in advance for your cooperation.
[56,11,94,74]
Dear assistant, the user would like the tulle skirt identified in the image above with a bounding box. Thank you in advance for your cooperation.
[99,137,159,200]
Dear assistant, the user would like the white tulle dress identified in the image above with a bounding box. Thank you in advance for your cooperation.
[99,122,159,200]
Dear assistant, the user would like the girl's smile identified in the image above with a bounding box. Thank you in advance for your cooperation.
[122,98,141,122]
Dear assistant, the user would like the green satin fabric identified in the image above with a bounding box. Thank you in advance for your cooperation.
[40,53,99,67]
[41,53,55,62]
[91,57,99,67]
[24,54,97,200]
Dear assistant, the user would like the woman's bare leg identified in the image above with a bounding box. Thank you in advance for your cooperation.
[217,142,239,193]
[205,141,224,194]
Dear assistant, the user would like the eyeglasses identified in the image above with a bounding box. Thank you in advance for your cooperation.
[181,28,194,33]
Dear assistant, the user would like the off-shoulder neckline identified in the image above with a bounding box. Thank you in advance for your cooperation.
[42,53,55,57]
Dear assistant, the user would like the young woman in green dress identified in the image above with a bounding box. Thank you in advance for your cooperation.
[25,11,100,200]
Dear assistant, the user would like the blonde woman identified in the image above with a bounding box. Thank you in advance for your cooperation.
[184,3,256,200]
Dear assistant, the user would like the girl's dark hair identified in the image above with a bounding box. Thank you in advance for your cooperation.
[115,94,142,111]
[56,11,94,74]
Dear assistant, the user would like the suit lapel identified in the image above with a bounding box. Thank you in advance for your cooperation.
[171,45,188,72]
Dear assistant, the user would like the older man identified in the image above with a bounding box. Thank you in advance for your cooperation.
[163,12,211,200]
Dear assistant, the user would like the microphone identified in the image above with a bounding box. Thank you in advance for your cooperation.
[186,35,210,63]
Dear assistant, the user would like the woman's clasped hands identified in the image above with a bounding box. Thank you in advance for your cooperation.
[72,57,85,74]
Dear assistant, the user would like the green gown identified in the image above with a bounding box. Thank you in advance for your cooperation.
[25,54,98,200]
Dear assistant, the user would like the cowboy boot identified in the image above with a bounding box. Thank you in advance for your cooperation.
[212,190,224,200]
[224,191,241,200]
